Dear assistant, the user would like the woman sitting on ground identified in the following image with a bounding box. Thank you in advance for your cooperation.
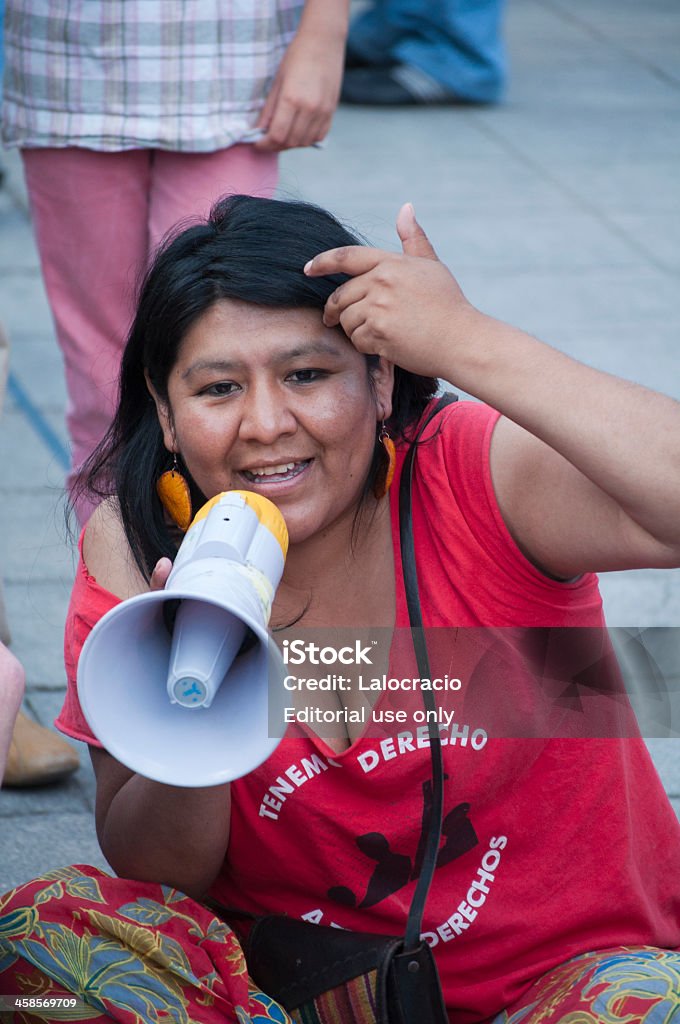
[1,195,679,1024]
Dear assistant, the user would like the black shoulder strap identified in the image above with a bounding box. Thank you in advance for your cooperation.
[398,392,457,952]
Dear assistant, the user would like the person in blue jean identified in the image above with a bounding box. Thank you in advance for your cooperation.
[342,0,506,105]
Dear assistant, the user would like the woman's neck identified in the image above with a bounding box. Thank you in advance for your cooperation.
[272,496,395,629]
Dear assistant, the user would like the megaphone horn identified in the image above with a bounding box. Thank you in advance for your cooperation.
[77,491,289,787]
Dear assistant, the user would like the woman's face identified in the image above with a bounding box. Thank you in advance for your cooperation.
[152,300,394,545]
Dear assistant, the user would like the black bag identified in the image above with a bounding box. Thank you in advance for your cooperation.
[244,915,447,1024]
[209,395,458,1024]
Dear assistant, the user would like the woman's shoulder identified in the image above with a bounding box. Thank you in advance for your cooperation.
[409,397,499,467]
[82,499,149,600]
[395,398,498,509]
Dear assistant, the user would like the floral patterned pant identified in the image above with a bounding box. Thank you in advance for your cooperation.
[0,866,290,1024]
[1,866,679,1023]
[492,946,680,1024]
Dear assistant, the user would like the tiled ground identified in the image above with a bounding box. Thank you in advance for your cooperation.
[1,0,678,891]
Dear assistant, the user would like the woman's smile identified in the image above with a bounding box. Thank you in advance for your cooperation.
[239,458,313,486]
[153,299,393,545]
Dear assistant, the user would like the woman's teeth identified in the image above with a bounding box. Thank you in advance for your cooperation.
[243,460,309,482]
[253,462,295,476]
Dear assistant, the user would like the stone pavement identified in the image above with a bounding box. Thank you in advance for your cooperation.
[0,0,679,891]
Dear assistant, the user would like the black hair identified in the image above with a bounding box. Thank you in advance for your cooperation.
[77,195,438,577]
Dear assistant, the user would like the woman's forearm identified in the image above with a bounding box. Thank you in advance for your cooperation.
[442,311,680,552]
[94,757,231,898]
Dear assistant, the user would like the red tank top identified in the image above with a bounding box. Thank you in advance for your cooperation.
[57,402,680,1022]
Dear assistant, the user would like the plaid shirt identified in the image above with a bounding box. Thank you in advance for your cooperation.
[2,1,303,151]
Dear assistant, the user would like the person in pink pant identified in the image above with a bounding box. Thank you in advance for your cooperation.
[2,0,349,525]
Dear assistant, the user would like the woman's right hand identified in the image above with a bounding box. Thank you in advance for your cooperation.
[84,504,231,898]
[150,557,173,592]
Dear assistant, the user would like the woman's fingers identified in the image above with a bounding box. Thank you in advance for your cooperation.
[305,246,387,279]
[307,207,465,378]
[323,277,369,328]
[306,205,438,277]
[150,557,173,592]
[337,304,370,347]
[396,203,439,260]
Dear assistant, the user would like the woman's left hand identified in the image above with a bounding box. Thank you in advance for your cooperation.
[310,204,680,579]
[305,204,477,380]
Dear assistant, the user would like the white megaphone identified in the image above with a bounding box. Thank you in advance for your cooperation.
[77,490,289,787]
